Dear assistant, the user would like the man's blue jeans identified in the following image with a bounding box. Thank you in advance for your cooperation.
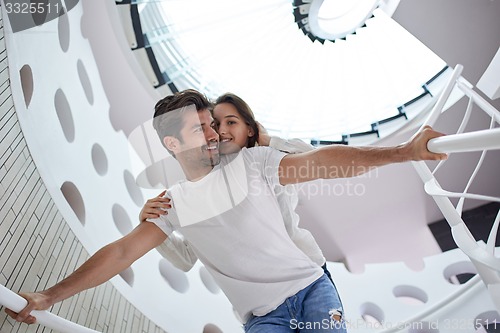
[244,274,347,332]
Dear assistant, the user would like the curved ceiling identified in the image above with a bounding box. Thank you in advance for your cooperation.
[134,0,446,143]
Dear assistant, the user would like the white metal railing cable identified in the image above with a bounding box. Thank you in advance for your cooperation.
[487,211,500,254]
[0,284,100,333]
[423,179,500,205]
[454,117,495,214]
[418,64,464,131]
[426,75,472,176]
[411,63,500,313]
[421,72,500,210]
[457,80,500,123]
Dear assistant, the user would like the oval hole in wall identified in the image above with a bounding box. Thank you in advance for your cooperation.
[360,302,384,328]
[91,143,108,176]
[60,181,85,225]
[112,204,133,236]
[158,259,189,293]
[20,65,34,108]
[77,59,94,105]
[199,266,220,294]
[443,261,477,285]
[393,285,428,305]
[203,323,223,333]
[119,267,134,287]
[54,89,75,142]
[58,8,70,52]
[124,170,144,207]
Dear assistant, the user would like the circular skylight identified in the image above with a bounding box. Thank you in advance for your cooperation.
[136,0,446,143]
[313,0,379,40]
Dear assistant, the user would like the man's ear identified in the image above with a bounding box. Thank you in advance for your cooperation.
[163,136,180,154]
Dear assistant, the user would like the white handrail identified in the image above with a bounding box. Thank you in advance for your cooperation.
[427,127,500,154]
[0,284,100,333]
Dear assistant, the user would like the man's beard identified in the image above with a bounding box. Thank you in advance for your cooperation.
[200,143,220,167]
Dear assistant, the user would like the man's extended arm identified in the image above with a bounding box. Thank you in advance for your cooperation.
[278,126,447,184]
[5,222,167,324]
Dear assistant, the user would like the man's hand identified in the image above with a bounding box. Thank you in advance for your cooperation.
[404,125,448,161]
[4,291,52,324]
[139,190,171,222]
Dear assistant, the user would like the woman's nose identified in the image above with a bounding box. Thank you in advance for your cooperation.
[218,124,227,134]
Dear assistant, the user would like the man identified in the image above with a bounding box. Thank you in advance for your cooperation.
[6,89,446,332]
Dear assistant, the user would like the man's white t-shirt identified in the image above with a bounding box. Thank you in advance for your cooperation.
[148,147,323,322]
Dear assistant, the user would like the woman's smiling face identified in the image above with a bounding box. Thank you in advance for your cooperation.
[213,102,255,154]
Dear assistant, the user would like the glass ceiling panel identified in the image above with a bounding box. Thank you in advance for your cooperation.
[139,0,446,142]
